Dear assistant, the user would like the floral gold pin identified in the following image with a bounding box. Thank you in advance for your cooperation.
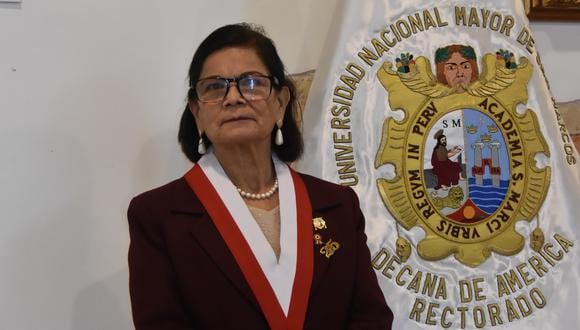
[320,239,340,258]
[312,217,327,230]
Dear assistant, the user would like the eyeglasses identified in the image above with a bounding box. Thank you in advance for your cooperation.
[194,74,280,103]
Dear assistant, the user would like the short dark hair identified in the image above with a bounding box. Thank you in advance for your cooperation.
[178,23,303,163]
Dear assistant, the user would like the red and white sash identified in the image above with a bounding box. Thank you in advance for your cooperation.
[184,152,313,329]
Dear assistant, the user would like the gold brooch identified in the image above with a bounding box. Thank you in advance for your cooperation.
[313,234,324,245]
[312,217,327,230]
[320,239,340,258]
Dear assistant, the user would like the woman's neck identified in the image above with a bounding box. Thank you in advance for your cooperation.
[212,142,279,210]
[212,142,276,194]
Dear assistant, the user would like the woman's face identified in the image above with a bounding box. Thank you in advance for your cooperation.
[443,51,473,89]
[190,47,289,149]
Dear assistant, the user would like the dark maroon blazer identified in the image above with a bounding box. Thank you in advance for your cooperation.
[128,172,393,329]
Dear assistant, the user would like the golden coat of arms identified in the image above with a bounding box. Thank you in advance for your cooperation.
[375,45,551,267]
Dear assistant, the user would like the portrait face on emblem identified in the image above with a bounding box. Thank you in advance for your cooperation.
[435,45,479,91]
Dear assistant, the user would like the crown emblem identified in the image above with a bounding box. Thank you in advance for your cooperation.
[467,124,478,134]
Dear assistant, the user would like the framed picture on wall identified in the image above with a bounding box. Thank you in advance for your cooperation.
[525,0,580,21]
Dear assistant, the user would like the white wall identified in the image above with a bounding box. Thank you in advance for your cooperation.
[531,21,580,102]
[0,1,578,329]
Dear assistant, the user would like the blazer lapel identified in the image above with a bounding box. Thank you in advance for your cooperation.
[300,174,342,295]
[169,179,261,313]
[169,174,346,313]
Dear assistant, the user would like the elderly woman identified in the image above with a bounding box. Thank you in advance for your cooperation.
[127,23,393,329]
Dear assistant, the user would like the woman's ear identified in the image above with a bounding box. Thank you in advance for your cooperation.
[188,100,202,131]
[276,86,290,118]
[188,100,198,118]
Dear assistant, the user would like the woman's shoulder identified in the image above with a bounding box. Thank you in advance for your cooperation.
[296,171,357,200]
[129,177,194,211]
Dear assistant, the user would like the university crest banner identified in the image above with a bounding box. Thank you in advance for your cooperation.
[297,0,580,329]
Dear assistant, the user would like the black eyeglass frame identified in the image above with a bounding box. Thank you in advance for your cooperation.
[193,74,281,103]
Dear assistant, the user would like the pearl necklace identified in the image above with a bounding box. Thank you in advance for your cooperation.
[236,179,279,200]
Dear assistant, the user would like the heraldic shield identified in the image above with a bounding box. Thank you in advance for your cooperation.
[375,45,551,267]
